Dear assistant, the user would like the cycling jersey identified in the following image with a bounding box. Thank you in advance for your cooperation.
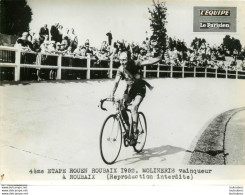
[116,60,142,86]
[116,60,152,100]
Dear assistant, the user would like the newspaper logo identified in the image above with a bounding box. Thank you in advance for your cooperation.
[194,7,236,32]
[200,9,230,16]
[200,22,230,29]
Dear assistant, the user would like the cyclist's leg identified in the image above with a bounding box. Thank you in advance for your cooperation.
[131,95,143,126]
[130,95,144,143]
[131,93,144,134]
[121,86,131,129]
[121,104,130,128]
[128,81,146,139]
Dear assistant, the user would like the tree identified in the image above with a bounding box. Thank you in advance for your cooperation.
[223,35,242,54]
[0,0,33,36]
[148,0,167,56]
[191,37,206,50]
[168,37,187,52]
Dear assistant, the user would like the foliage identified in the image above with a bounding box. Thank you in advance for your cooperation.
[148,0,167,56]
[223,35,242,54]
[191,37,206,50]
[168,37,187,52]
[0,0,33,36]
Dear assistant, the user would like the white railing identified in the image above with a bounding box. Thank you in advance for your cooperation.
[0,46,245,81]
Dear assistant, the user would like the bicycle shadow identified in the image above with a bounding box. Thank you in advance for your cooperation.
[118,145,192,165]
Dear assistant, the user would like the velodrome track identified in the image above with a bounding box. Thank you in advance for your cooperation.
[0,78,245,182]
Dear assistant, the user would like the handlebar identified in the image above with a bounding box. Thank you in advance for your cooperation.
[99,98,131,112]
[100,98,115,111]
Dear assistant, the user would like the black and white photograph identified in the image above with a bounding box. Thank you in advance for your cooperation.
[0,0,245,191]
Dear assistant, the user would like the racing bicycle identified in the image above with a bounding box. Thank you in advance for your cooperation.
[99,98,147,165]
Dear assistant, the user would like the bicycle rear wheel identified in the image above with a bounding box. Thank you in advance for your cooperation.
[133,112,147,153]
[100,114,122,164]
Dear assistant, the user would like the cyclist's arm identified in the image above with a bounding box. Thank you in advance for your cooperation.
[137,57,161,66]
[111,68,122,97]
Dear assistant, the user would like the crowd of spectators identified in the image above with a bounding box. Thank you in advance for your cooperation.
[15,23,80,55]
[163,38,245,71]
[14,24,245,72]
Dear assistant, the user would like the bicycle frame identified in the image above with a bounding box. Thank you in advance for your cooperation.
[100,98,130,136]
[99,98,147,164]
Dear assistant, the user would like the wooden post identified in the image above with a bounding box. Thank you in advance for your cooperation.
[86,55,91,79]
[194,67,196,78]
[226,66,228,79]
[215,68,218,78]
[14,49,21,81]
[57,55,62,79]
[143,66,146,78]
[182,66,184,78]
[170,65,173,78]
[157,64,160,78]
[109,55,113,79]
[205,68,207,78]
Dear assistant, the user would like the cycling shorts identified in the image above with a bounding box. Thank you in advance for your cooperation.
[124,79,146,101]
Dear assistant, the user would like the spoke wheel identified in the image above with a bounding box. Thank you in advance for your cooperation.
[133,112,147,153]
[100,114,122,164]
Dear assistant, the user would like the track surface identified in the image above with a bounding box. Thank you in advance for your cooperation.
[0,78,245,182]
[225,110,245,164]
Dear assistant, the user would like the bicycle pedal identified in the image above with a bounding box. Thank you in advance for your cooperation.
[133,131,139,140]
[129,139,137,146]
[124,139,129,147]
[124,133,129,139]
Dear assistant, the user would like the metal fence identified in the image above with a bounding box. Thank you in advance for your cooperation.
[0,46,245,81]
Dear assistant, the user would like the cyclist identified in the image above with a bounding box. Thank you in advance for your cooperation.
[111,51,161,145]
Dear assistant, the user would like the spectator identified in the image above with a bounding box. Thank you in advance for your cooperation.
[80,47,87,57]
[85,42,93,56]
[27,31,34,42]
[85,39,90,46]
[40,42,49,53]
[100,41,107,51]
[131,51,139,60]
[98,44,110,60]
[233,49,238,62]
[55,42,62,52]
[240,49,245,61]
[39,24,49,44]
[241,61,245,71]
[50,23,60,42]
[69,28,78,53]
[32,35,42,52]
[58,25,64,43]
[60,38,69,52]
[163,49,171,65]
[198,43,206,60]
[137,48,147,61]
[142,41,148,51]
[206,44,211,61]
[124,40,130,51]
[169,47,180,66]
[15,32,33,51]
[188,49,196,66]
[73,46,86,57]
[47,41,56,54]
[132,43,140,55]
[40,35,50,52]
[106,31,113,46]
[63,28,69,40]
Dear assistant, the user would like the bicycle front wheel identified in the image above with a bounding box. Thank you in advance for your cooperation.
[100,114,122,164]
[133,112,147,153]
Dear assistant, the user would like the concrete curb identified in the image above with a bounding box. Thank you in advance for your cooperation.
[189,107,245,165]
